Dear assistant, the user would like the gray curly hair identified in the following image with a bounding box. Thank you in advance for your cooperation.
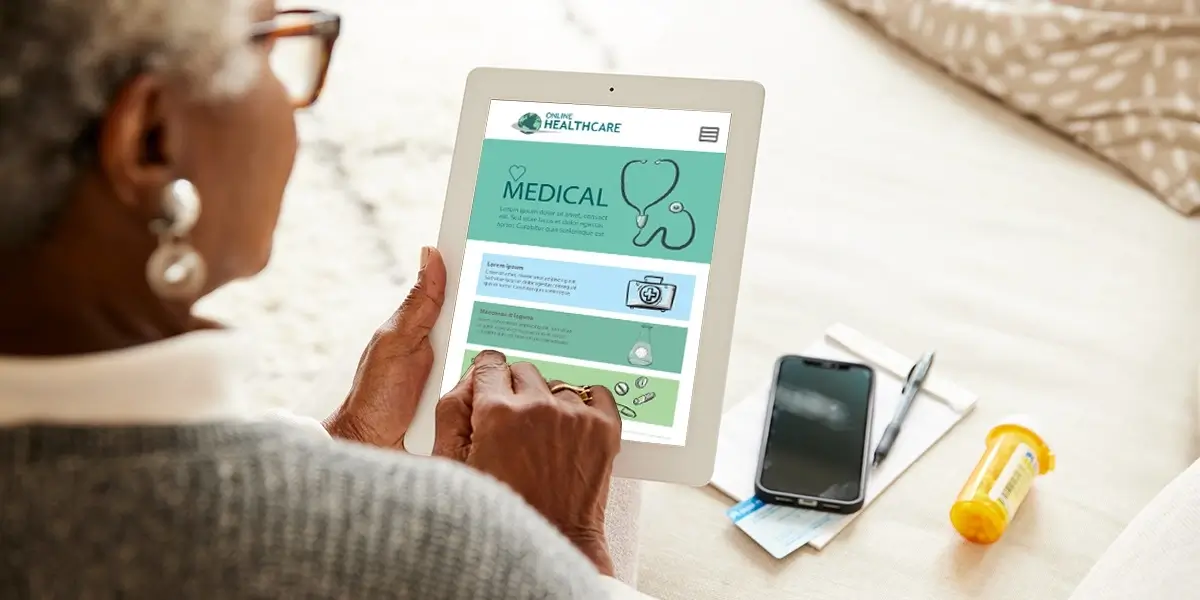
[0,0,261,250]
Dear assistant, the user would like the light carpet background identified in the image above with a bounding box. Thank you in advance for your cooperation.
[198,0,682,414]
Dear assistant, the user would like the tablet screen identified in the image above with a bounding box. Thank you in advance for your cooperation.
[441,100,731,446]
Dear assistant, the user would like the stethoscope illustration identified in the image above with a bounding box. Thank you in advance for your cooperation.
[619,158,696,251]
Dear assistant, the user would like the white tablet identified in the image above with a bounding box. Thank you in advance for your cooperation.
[404,67,764,485]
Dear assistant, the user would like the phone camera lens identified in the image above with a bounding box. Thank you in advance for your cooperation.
[608,87,615,92]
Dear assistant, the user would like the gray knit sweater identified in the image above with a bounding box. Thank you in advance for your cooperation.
[0,422,607,599]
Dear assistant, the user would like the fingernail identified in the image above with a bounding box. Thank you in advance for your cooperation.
[420,246,431,270]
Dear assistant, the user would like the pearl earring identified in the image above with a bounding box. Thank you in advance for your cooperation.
[145,179,207,300]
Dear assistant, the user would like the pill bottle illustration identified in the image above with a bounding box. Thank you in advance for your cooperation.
[949,415,1055,544]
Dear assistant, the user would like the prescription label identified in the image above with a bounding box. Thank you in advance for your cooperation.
[988,443,1039,522]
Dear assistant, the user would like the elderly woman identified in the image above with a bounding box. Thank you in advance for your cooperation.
[0,1,647,599]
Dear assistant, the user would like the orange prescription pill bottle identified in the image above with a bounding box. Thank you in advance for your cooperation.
[949,415,1055,544]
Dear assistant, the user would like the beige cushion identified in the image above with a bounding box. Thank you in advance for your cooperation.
[1067,457,1200,599]
[832,0,1200,215]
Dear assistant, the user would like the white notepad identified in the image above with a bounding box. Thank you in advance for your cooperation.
[711,323,978,557]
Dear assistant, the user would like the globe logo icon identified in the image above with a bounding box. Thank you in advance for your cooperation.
[515,112,542,135]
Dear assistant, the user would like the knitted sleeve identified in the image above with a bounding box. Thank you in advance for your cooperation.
[303,440,610,600]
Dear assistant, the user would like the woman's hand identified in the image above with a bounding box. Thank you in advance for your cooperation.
[433,350,622,576]
[324,247,446,450]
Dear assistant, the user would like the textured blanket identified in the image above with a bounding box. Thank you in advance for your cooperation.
[833,0,1200,215]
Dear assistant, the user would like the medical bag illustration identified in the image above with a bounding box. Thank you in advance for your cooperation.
[625,275,676,312]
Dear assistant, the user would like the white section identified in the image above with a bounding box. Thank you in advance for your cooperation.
[473,295,687,328]
[441,239,709,446]
[624,428,677,443]
[486,100,731,153]
[711,326,978,555]
[475,240,711,277]
[463,344,681,382]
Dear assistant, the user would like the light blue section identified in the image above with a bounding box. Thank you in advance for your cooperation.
[477,253,696,321]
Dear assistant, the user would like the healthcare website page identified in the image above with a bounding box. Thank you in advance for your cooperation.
[440,100,731,446]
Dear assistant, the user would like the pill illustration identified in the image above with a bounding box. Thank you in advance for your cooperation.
[633,392,656,406]
[614,381,630,396]
[635,376,649,389]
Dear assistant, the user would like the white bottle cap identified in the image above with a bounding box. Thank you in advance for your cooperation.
[990,414,1055,472]
[994,413,1043,436]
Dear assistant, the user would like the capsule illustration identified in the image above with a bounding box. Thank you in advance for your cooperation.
[633,392,656,406]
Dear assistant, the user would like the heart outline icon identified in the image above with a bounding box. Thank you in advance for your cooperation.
[508,165,527,181]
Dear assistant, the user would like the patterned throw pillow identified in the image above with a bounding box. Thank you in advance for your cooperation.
[833,0,1200,215]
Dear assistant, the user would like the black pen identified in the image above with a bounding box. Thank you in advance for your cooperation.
[872,351,936,468]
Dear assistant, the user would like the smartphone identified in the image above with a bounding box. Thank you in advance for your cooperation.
[754,354,875,514]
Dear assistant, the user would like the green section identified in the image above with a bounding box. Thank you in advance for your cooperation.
[460,351,679,427]
[466,302,687,374]
[467,139,727,263]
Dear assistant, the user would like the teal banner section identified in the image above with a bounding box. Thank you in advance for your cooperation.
[467,139,727,263]
[466,302,687,374]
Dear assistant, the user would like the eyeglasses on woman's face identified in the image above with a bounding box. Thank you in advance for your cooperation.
[251,9,341,109]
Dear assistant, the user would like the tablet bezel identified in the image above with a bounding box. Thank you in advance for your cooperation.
[404,67,764,486]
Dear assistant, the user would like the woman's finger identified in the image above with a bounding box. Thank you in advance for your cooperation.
[511,362,551,395]
[584,384,622,426]
[458,363,475,383]
[433,371,474,462]
[542,379,577,403]
[471,350,512,396]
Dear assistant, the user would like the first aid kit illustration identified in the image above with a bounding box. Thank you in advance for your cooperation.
[627,275,677,312]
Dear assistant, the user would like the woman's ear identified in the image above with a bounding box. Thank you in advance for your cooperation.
[142,122,167,166]
[97,72,182,221]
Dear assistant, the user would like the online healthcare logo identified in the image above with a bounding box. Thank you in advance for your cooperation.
[512,111,622,135]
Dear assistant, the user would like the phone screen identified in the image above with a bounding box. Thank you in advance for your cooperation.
[758,356,874,502]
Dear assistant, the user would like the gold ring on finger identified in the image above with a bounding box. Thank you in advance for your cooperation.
[549,383,593,405]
